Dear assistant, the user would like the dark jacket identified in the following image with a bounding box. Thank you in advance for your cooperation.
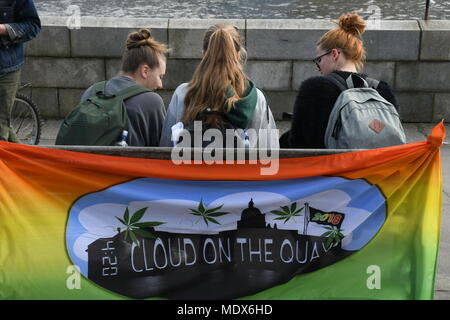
[0,0,41,75]
[280,71,398,149]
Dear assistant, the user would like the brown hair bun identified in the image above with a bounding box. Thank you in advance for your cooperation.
[121,28,169,73]
[337,12,366,36]
[126,28,153,49]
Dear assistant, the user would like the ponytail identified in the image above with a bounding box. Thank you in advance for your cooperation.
[183,24,247,127]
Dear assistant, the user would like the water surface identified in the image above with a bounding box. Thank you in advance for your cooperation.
[35,0,449,20]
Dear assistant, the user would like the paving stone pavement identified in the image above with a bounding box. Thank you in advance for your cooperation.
[38,119,450,299]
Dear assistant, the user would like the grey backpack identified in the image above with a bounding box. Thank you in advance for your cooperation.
[324,73,406,149]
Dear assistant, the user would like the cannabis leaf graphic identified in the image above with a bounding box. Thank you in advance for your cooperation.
[270,202,304,223]
[321,226,345,249]
[189,199,230,226]
[115,207,164,247]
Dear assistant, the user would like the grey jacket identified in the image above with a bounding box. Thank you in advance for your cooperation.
[159,83,279,148]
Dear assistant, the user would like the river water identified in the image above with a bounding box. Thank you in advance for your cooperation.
[35,0,449,20]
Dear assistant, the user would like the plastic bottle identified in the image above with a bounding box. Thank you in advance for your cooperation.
[244,129,250,149]
[115,130,128,147]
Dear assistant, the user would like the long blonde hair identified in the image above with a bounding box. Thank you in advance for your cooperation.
[182,24,248,127]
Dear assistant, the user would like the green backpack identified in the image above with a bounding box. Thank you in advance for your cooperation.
[55,81,150,146]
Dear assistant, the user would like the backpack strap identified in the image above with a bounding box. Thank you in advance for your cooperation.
[346,74,370,89]
[91,81,108,96]
[90,82,150,101]
[325,73,348,92]
[114,84,152,101]
[365,77,380,89]
[326,73,379,91]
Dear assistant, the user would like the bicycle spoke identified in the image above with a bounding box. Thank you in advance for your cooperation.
[10,95,41,145]
[14,114,27,133]
[12,108,31,134]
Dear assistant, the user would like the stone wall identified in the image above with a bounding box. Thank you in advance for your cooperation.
[23,16,450,122]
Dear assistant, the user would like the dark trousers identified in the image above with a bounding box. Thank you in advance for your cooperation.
[0,70,20,142]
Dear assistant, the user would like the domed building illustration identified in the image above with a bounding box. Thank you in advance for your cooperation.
[85,198,348,300]
[237,199,268,229]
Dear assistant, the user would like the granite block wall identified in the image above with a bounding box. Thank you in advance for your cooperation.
[23,16,450,122]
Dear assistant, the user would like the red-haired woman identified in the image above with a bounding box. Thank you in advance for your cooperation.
[280,12,400,149]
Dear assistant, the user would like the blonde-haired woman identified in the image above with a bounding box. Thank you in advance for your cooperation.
[80,28,169,146]
[159,24,278,148]
[280,12,399,148]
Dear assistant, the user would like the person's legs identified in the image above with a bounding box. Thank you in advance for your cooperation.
[0,70,21,143]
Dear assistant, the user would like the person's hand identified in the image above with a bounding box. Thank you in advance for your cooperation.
[0,24,8,35]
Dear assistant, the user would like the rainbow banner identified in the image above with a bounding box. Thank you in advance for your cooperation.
[0,123,445,300]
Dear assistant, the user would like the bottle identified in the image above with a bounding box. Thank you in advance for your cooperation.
[244,129,250,149]
[115,130,128,147]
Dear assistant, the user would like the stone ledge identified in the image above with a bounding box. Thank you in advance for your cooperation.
[364,29,420,61]
[168,19,246,59]
[25,25,70,57]
[396,92,434,122]
[59,88,86,118]
[22,57,105,88]
[434,94,450,122]
[70,23,167,58]
[30,88,59,118]
[246,28,323,60]
[246,20,421,60]
[169,19,245,29]
[105,59,122,80]
[246,19,333,30]
[420,20,450,61]
[77,16,168,29]
[32,16,435,62]
[37,16,168,58]
[40,16,68,26]
[264,91,298,120]
[164,59,200,90]
[22,18,450,124]
[246,61,292,91]
[396,62,450,91]
[292,62,317,90]
[40,15,169,29]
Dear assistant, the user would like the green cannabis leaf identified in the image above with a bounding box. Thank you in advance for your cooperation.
[115,207,164,247]
[270,202,304,223]
[189,199,230,226]
[320,226,345,248]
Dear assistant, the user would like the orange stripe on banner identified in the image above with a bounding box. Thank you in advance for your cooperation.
[0,122,446,182]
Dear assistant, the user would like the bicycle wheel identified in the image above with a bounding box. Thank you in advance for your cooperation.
[10,93,42,145]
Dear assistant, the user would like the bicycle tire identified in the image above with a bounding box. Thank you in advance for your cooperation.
[11,93,42,145]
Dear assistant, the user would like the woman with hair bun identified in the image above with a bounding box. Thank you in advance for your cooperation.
[159,23,278,148]
[80,28,169,146]
[280,12,400,149]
